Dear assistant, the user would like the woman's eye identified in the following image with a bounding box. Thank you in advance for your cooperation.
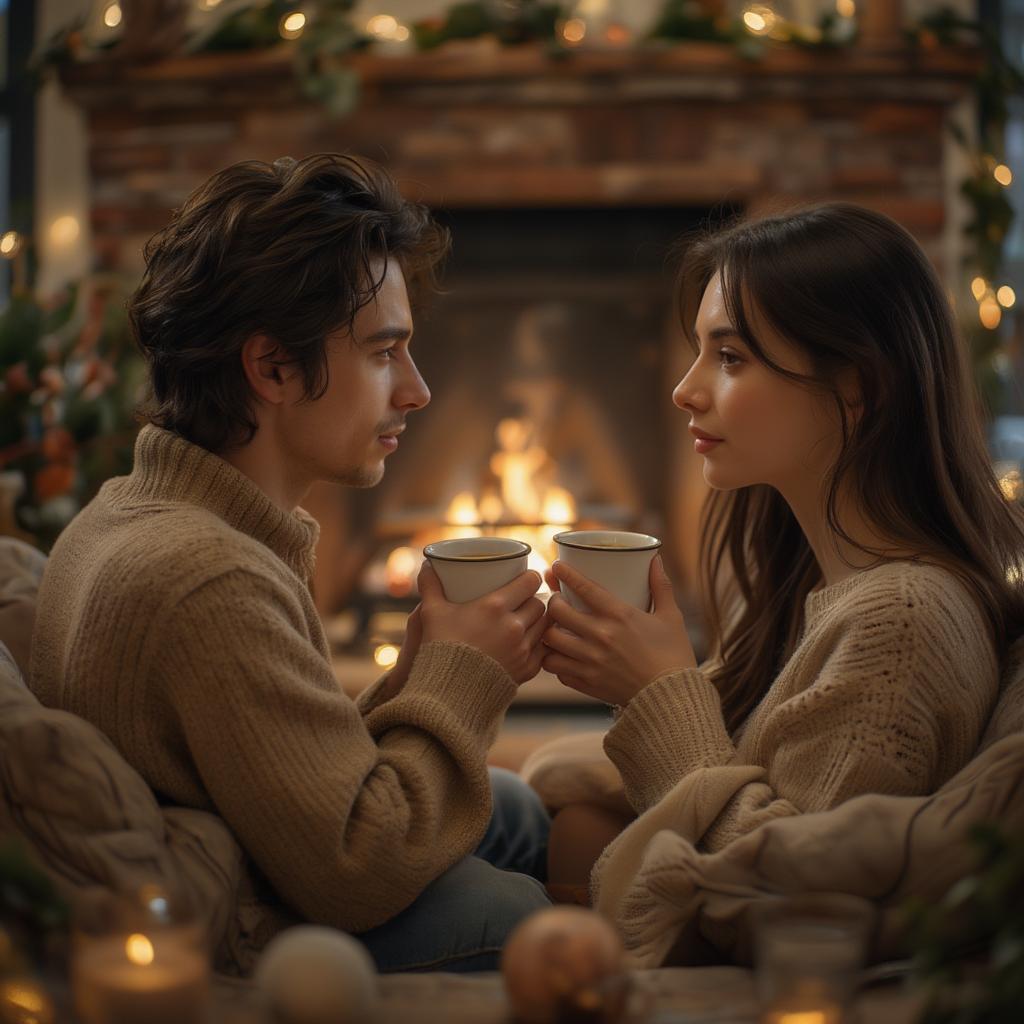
[719,349,740,368]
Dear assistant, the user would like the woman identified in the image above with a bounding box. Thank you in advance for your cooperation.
[536,202,1024,912]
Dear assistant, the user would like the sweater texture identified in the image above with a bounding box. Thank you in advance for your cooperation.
[30,425,517,933]
[601,560,999,853]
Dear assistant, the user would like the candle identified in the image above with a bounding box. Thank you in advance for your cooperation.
[73,930,210,1024]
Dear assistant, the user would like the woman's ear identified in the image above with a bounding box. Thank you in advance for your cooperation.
[241,334,290,406]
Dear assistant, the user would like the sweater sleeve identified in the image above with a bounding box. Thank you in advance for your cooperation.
[158,569,516,934]
[602,571,997,852]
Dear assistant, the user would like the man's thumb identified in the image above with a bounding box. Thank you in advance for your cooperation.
[416,561,445,602]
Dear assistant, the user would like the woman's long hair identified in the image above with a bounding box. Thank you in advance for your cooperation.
[678,203,1024,732]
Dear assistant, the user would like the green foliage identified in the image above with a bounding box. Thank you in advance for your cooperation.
[414,2,561,51]
[0,276,142,548]
[0,840,68,968]
[907,825,1024,1024]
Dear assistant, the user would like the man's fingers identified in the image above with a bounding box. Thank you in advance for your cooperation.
[518,596,546,630]
[551,560,619,615]
[489,569,542,610]
[416,562,446,602]
[542,623,589,660]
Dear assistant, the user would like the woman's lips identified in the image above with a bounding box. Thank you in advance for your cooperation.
[694,437,722,454]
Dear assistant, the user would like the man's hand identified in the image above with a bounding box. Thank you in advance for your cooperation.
[418,563,546,684]
[542,556,696,705]
[379,604,423,700]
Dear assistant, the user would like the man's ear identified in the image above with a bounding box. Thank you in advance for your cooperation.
[241,334,290,405]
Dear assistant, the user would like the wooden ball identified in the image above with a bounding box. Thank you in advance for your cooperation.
[501,906,629,1024]
[255,926,377,1024]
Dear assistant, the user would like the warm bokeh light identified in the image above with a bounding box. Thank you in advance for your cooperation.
[0,979,54,1024]
[103,2,122,28]
[447,491,480,526]
[385,546,419,596]
[198,0,223,9]
[997,285,1016,308]
[561,18,586,44]
[49,216,80,247]
[994,164,1013,186]
[279,11,307,39]
[742,5,776,35]
[542,487,576,526]
[125,934,154,966]
[979,295,1002,330]
[367,14,399,37]
[971,276,988,300]
[479,490,503,524]
[999,469,1023,501]
[836,0,855,16]
[374,644,400,669]
[0,231,21,257]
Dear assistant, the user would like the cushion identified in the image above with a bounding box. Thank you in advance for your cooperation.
[0,638,290,974]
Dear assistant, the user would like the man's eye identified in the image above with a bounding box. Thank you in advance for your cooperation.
[378,347,397,360]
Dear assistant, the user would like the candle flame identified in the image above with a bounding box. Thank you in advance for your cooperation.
[125,933,154,966]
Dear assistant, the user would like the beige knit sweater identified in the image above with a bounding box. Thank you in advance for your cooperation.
[30,425,518,934]
[599,561,999,858]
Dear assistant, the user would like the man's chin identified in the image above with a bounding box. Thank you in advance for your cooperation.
[339,462,386,489]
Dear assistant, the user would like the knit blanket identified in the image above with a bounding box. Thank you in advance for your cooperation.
[523,641,1024,968]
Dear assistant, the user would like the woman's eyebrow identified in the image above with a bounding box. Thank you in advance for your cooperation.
[693,325,743,343]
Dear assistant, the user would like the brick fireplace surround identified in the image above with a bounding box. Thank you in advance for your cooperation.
[60,30,980,611]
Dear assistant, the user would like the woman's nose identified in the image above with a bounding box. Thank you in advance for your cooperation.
[672,365,709,413]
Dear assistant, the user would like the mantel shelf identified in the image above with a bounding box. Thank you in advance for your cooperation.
[59,39,982,110]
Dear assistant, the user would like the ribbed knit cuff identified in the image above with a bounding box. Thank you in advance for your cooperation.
[603,668,736,813]
[363,640,516,742]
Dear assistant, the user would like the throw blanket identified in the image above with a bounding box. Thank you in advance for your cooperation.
[523,641,1024,968]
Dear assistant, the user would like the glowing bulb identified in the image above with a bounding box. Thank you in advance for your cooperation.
[836,0,855,15]
[979,296,1002,330]
[971,276,988,300]
[999,469,1023,501]
[367,14,400,38]
[742,5,776,34]
[198,0,223,9]
[394,25,410,42]
[374,644,399,669]
[125,934,154,966]
[279,11,306,39]
[997,285,1016,308]
[561,18,586,44]
[994,164,1013,186]
[103,2,122,28]
[0,231,21,257]
[49,216,80,247]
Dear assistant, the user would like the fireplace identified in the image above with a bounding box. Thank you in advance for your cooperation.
[59,38,979,633]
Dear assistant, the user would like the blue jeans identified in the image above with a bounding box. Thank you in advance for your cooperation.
[356,767,551,972]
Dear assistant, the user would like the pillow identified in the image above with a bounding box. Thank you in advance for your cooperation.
[0,647,288,973]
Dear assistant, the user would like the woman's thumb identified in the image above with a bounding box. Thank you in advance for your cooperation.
[650,556,676,611]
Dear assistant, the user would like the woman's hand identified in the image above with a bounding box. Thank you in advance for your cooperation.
[542,556,697,705]
[417,562,547,684]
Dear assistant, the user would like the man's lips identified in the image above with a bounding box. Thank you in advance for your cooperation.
[378,425,405,451]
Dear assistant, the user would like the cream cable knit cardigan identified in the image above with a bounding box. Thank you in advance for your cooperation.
[31,425,517,935]
[591,561,1000,952]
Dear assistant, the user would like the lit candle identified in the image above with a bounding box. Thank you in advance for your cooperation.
[73,929,210,1024]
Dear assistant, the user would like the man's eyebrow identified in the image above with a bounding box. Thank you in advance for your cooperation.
[363,326,413,344]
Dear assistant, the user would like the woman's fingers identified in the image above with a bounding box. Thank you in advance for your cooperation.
[551,560,620,615]
[517,595,547,630]
[542,623,589,660]
[524,609,548,648]
[546,592,596,636]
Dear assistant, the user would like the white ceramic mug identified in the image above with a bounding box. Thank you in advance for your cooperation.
[554,530,662,611]
[423,537,531,603]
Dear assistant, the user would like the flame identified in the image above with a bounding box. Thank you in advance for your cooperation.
[385,546,420,596]
[542,486,576,525]
[125,934,154,966]
[446,491,480,526]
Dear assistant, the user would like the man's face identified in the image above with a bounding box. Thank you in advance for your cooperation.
[279,257,430,489]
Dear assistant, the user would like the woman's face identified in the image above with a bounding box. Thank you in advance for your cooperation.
[672,273,846,496]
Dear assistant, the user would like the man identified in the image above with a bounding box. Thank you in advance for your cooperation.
[31,154,551,971]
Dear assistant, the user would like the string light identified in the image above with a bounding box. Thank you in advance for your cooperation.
[560,18,586,44]
[279,11,306,40]
[999,469,1023,501]
[0,231,22,258]
[103,2,123,28]
[836,0,855,16]
[366,15,410,43]
[971,276,988,301]
[49,216,80,247]
[997,285,1017,309]
[979,293,1002,330]
[994,164,1013,186]
[198,0,223,9]
[742,5,776,36]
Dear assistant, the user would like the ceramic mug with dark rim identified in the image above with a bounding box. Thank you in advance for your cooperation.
[423,537,532,603]
[553,530,662,612]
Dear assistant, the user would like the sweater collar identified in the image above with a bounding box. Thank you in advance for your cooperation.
[117,424,320,581]
[803,560,913,628]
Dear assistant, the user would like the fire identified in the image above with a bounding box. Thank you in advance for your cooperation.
[441,418,577,573]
